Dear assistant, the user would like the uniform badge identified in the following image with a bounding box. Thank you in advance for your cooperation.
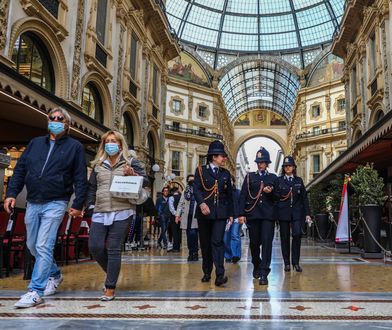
[285,157,289,162]
[257,151,262,158]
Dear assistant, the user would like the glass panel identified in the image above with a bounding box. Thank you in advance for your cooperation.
[12,33,54,92]
[120,113,134,147]
[130,33,138,80]
[172,151,181,175]
[96,0,107,44]
[313,154,320,173]
[82,83,103,123]
[152,66,158,104]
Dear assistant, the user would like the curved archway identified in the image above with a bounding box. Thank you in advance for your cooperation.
[147,128,161,161]
[121,104,141,149]
[233,130,288,158]
[81,72,113,127]
[352,127,362,143]
[369,106,385,126]
[9,17,68,97]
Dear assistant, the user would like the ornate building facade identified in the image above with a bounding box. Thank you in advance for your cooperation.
[0,0,179,198]
[164,51,234,190]
[288,53,347,185]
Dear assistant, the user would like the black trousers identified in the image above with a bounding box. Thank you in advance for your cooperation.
[279,220,302,266]
[169,217,182,250]
[246,219,275,276]
[197,218,226,277]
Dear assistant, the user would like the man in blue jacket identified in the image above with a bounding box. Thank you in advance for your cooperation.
[4,108,87,308]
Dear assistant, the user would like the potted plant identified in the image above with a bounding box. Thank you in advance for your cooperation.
[350,163,385,255]
[308,182,329,239]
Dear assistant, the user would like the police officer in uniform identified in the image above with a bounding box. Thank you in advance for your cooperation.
[238,147,278,285]
[194,140,234,286]
[275,156,311,272]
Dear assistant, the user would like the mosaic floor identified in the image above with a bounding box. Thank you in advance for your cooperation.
[1,237,392,329]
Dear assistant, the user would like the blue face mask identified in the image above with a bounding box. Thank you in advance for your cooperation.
[48,122,65,135]
[105,143,120,156]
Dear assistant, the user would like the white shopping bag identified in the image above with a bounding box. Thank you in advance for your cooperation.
[110,175,143,199]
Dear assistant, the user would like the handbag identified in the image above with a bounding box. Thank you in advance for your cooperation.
[109,158,149,205]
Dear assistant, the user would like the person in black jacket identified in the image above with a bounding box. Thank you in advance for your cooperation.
[194,140,234,286]
[275,156,311,273]
[4,108,87,308]
[238,147,278,286]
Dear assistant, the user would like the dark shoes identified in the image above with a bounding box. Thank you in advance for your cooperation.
[188,253,199,261]
[168,249,180,253]
[259,275,268,285]
[293,265,303,272]
[201,274,211,282]
[225,258,232,263]
[215,276,228,287]
[253,269,261,279]
[284,265,291,272]
[231,256,240,264]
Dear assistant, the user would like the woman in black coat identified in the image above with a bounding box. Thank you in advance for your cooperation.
[275,156,312,273]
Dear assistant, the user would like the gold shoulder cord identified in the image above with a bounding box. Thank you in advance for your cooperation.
[197,166,219,203]
[280,186,293,207]
[244,173,264,212]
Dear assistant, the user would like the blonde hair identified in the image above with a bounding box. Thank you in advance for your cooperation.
[91,130,130,167]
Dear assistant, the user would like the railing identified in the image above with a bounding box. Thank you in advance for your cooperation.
[166,125,223,139]
[371,78,378,96]
[296,126,346,139]
[38,0,59,18]
[129,80,137,98]
[95,44,107,67]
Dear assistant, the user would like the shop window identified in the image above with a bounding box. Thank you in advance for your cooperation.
[12,32,55,93]
[82,83,103,123]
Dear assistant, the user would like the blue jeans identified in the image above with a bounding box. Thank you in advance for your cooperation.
[224,221,242,260]
[158,215,170,246]
[25,201,68,296]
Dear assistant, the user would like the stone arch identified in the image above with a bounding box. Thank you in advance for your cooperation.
[233,130,289,158]
[352,126,363,143]
[81,72,113,127]
[9,17,68,98]
[121,104,141,148]
[147,127,161,160]
[369,103,385,126]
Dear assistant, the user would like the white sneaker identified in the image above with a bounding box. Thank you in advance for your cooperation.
[44,274,63,296]
[14,291,43,308]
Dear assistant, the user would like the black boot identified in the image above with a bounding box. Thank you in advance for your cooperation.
[215,276,228,286]
[201,274,211,282]
[259,275,268,285]
[293,264,303,272]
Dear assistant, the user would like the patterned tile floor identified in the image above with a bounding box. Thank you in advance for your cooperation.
[1,238,392,328]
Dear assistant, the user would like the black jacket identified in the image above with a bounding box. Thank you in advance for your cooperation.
[274,175,311,222]
[6,135,87,210]
[193,164,234,220]
[238,171,278,221]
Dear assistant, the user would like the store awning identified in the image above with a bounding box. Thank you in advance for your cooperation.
[308,109,392,188]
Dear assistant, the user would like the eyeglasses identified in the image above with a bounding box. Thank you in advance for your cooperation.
[49,115,65,122]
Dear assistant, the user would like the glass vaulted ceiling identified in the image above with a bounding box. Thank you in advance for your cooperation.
[219,61,301,122]
[166,0,344,69]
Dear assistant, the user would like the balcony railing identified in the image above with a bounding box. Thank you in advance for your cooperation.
[166,125,223,139]
[39,0,59,18]
[296,126,346,139]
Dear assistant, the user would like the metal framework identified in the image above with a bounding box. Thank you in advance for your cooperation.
[166,0,344,69]
[218,60,301,122]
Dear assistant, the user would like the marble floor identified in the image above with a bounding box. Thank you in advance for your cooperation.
[1,236,392,329]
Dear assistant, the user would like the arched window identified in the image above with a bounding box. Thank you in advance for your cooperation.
[120,112,134,148]
[12,32,54,92]
[82,83,103,123]
[375,110,384,124]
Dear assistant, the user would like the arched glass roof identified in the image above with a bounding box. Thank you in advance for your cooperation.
[219,60,301,122]
[166,0,344,69]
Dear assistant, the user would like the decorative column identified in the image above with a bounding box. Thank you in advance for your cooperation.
[0,0,10,54]
[380,20,391,110]
[140,43,151,147]
[358,41,367,131]
[70,0,85,102]
[159,68,168,160]
[343,68,352,146]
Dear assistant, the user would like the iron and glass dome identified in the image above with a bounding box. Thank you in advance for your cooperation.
[167,0,344,69]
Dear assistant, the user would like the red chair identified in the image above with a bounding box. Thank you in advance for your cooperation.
[0,210,13,278]
[8,210,27,274]
[66,217,92,264]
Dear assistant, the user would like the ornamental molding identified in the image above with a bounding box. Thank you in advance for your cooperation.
[168,95,185,116]
[0,0,10,51]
